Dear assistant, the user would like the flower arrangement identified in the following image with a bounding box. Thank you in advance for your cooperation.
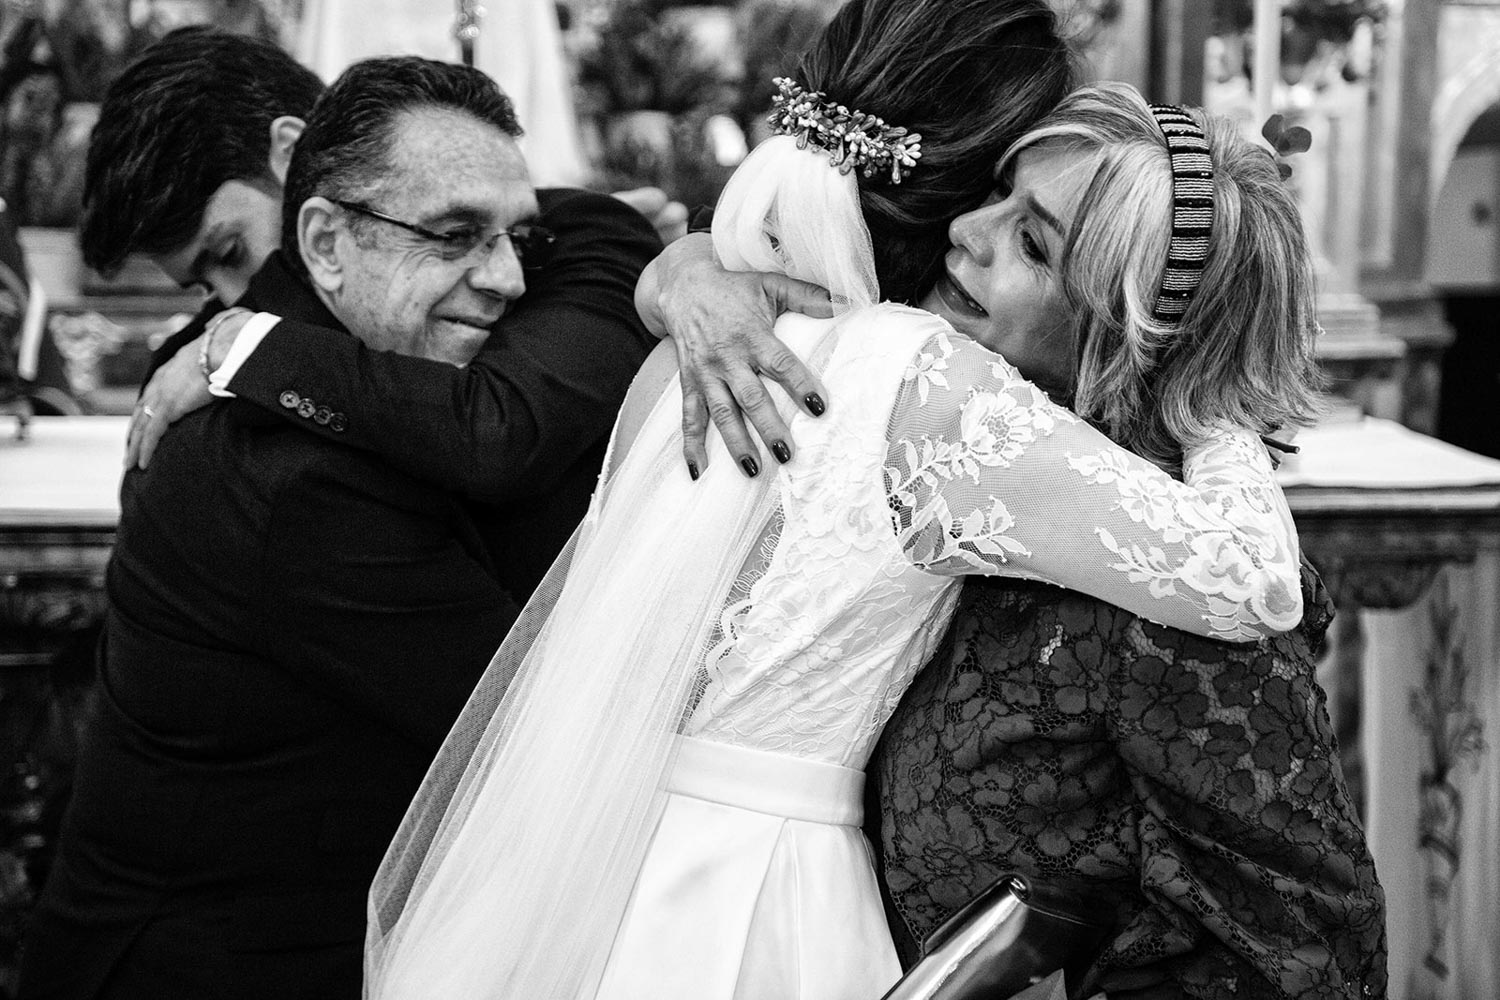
[573,0,739,208]
[574,0,728,116]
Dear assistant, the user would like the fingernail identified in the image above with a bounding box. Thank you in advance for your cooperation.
[771,441,791,464]
[804,393,825,416]
[687,461,700,481]
[739,456,759,478]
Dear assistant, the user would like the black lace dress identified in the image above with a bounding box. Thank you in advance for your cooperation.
[870,565,1386,999]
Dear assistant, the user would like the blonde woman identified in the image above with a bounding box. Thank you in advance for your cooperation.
[876,85,1383,999]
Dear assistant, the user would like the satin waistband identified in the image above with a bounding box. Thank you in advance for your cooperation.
[665,736,864,827]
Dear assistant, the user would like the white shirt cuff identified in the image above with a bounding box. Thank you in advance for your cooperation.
[208,312,282,398]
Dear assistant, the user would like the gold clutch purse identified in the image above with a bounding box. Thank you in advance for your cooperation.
[878,873,1112,1000]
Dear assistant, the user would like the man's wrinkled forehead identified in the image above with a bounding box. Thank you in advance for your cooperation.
[367,107,536,223]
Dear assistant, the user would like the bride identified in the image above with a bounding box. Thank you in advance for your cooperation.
[364,3,1323,998]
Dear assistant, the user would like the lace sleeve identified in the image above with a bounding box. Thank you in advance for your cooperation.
[886,330,1302,641]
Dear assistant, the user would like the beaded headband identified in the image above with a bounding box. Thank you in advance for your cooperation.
[768,77,923,185]
[1148,104,1215,324]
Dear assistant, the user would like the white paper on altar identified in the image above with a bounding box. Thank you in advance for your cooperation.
[0,416,126,525]
[1276,416,1500,489]
[296,0,588,187]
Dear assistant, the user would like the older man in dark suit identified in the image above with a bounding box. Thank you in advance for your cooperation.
[19,58,583,1000]
[74,28,661,605]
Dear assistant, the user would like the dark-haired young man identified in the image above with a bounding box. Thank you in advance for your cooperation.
[78,28,325,306]
[20,57,582,1000]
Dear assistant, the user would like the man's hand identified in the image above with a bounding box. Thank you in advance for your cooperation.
[126,308,253,469]
[610,187,690,244]
[640,233,834,478]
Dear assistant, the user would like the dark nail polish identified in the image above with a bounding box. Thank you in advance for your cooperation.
[739,456,760,478]
[804,393,826,416]
[771,441,791,464]
[687,462,700,481]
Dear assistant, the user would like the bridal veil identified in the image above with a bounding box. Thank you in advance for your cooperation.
[364,135,880,997]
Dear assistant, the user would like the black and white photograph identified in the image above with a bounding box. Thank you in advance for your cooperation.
[0,1,1495,998]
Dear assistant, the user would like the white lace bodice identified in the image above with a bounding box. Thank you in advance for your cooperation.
[364,303,1306,998]
[681,305,1301,768]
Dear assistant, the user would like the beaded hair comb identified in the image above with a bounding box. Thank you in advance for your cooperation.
[768,77,923,185]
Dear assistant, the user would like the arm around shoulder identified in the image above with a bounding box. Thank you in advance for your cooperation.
[225,190,661,503]
[887,332,1303,643]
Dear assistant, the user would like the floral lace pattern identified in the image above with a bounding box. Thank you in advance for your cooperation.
[872,568,1387,998]
[683,305,1303,770]
[886,327,1302,641]
[685,312,958,766]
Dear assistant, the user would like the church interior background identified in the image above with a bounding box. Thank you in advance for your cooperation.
[1,1,1499,997]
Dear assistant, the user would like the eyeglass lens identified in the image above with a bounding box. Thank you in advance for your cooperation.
[455,225,554,269]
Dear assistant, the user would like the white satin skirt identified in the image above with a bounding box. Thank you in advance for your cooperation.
[594,736,903,1000]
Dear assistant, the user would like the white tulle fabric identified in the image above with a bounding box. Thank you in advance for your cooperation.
[364,374,780,998]
[712,135,880,312]
[364,136,1305,1000]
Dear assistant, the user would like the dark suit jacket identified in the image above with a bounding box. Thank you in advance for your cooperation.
[867,568,1387,999]
[144,187,661,600]
[19,254,518,1000]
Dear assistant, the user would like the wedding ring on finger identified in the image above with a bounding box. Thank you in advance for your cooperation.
[141,405,156,419]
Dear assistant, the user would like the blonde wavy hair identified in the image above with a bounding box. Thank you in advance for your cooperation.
[997,82,1326,470]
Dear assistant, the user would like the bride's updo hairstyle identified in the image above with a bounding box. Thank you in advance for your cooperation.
[791,0,1074,305]
[998,82,1326,470]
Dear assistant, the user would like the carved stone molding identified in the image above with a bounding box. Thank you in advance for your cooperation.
[0,579,106,634]
[1317,559,1448,610]
[1433,4,1500,204]
[1298,500,1500,610]
[0,526,115,666]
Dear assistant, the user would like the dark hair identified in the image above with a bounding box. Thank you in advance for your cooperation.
[795,0,1075,303]
[79,27,324,275]
[280,57,523,272]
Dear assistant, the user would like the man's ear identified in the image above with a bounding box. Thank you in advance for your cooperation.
[298,197,344,294]
[267,116,305,185]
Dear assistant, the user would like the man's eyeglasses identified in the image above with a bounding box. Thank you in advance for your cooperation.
[328,198,556,270]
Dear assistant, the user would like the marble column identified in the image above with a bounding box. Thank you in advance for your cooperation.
[1147,0,1210,105]
[1359,0,1454,435]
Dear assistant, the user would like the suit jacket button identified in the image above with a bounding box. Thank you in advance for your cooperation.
[296,399,317,419]
[279,390,300,409]
[313,406,332,426]
[328,413,348,433]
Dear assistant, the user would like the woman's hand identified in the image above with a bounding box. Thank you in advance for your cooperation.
[126,307,254,469]
[639,233,835,477]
